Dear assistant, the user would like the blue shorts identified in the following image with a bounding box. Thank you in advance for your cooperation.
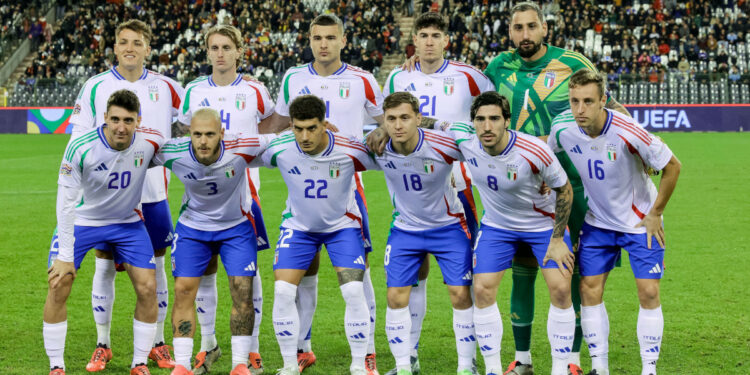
[472,224,573,274]
[172,220,257,277]
[273,227,366,270]
[142,200,174,251]
[249,195,270,251]
[72,222,155,269]
[457,188,479,247]
[354,174,373,253]
[385,223,472,287]
[578,222,665,279]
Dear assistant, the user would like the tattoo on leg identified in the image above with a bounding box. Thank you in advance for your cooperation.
[337,268,365,285]
[229,276,254,336]
[177,320,192,336]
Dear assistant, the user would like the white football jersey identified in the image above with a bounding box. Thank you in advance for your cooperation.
[69,67,184,203]
[261,130,376,233]
[153,134,273,231]
[549,109,673,234]
[179,73,274,191]
[275,63,384,139]
[372,129,466,231]
[58,126,164,226]
[449,124,568,232]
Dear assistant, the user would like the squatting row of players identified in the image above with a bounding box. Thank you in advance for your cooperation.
[43,4,681,375]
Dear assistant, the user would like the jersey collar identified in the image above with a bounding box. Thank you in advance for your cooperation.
[308,62,348,76]
[112,66,148,81]
[97,124,136,150]
[296,130,335,157]
[577,109,613,137]
[415,59,449,74]
[386,128,424,154]
[208,73,243,87]
[188,140,225,164]
[480,129,516,156]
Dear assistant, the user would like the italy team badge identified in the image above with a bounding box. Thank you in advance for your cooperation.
[607,144,617,161]
[134,151,144,167]
[544,71,556,89]
[148,85,159,102]
[236,93,246,111]
[339,82,350,99]
[329,162,341,178]
[225,165,236,178]
[443,77,455,95]
[506,163,518,181]
[423,159,434,174]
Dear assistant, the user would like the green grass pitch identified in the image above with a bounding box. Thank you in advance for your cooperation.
[0,132,748,374]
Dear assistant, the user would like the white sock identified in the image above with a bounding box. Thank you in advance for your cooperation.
[409,278,428,357]
[154,256,169,345]
[197,273,218,352]
[132,319,157,367]
[473,303,502,371]
[386,306,412,370]
[515,350,532,364]
[453,307,475,371]
[570,351,581,366]
[548,305,576,375]
[638,305,663,375]
[92,257,115,348]
[296,275,318,352]
[232,335,252,368]
[581,303,609,372]
[250,274,262,353]
[44,321,67,370]
[341,281,370,368]
[362,268,377,354]
[173,337,193,369]
[273,280,299,367]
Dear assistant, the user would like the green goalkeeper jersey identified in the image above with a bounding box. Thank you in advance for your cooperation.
[484,44,598,137]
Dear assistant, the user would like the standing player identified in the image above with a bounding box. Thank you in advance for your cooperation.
[263,95,375,375]
[483,3,629,372]
[152,109,273,375]
[264,14,384,374]
[51,19,184,372]
[380,13,494,373]
[447,92,581,375]
[370,93,475,375]
[548,70,680,375]
[179,24,275,375]
[44,90,165,375]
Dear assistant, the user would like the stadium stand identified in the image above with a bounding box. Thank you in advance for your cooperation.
[4,0,750,106]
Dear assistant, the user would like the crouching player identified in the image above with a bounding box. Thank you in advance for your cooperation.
[447,92,582,375]
[549,69,680,375]
[151,108,273,375]
[44,90,165,375]
[263,95,376,375]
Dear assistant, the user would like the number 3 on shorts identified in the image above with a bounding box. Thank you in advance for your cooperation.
[277,229,294,248]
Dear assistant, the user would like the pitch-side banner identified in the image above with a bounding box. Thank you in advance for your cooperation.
[624,104,750,132]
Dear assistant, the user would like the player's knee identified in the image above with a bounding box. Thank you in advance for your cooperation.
[548,283,572,307]
[448,286,472,309]
[48,278,73,304]
[133,277,157,301]
[473,284,496,308]
[386,288,410,308]
[580,277,604,304]
[637,281,660,307]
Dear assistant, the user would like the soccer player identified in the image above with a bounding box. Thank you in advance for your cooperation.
[380,13,494,373]
[179,24,275,375]
[548,70,680,375]
[49,19,184,371]
[447,91,581,375]
[263,95,375,375]
[482,3,628,372]
[370,92,474,375]
[151,109,272,375]
[44,90,165,375]
[264,14,384,374]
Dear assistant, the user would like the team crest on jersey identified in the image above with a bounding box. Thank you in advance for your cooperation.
[235,93,246,111]
[339,82,351,99]
[148,84,159,102]
[443,78,455,96]
[543,72,556,89]
[134,151,144,167]
[506,163,518,181]
[606,144,617,161]
[423,159,435,174]
[225,165,236,178]
[329,162,341,178]
[73,104,81,115]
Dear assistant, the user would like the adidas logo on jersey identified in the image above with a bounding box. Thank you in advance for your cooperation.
[94,163,108,171]
[467,158,478,167]
[287,166,301,175]
[570,145,583,154]
[199,98,211,107]
[244,262,256,272]
[648,263,663,274]
[298,86,312,95]
[405,83,417,91]
[184,172,197,180]
[384,161,397,169]
[353,256,365,265]
[462,271,473,281]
